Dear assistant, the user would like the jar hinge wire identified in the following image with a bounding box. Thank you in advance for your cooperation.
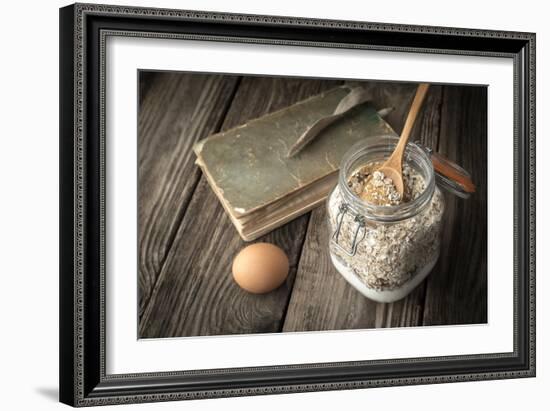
[330,203,367,257]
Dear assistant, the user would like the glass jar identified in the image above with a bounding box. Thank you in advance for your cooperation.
[327,135,447,303]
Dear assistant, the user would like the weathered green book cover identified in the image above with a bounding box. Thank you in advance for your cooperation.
[194,86,395,231]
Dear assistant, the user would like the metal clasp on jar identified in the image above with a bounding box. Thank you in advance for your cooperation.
[330,203,367,257]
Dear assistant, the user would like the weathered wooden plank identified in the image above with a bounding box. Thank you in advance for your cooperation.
[139,77,342,337]
[137,72,240,316]
[422,85,488,325]
[283,84,444,332]
[281,207,378,331]
[138,71,158,105]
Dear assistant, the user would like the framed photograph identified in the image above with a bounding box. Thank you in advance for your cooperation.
[59,3,536,407]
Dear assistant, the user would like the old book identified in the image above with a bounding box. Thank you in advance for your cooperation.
[193,86,397,241]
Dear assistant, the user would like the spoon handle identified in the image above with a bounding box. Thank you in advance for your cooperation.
[387,83,430,168]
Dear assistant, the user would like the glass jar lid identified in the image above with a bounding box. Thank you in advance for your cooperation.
[415,142,475,199]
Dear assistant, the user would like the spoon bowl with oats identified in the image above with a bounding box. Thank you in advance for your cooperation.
[375,83,430,199]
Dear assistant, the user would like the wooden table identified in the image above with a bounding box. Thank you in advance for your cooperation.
[138,72,487,338]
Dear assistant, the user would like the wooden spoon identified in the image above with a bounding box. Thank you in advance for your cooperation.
[377,83,430,197]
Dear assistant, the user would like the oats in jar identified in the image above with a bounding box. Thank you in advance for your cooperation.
[327,148,445,303]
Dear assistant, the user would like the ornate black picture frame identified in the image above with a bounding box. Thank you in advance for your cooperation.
[59,3,535,407]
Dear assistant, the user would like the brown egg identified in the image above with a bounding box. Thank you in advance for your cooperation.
[232,243,289,294]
